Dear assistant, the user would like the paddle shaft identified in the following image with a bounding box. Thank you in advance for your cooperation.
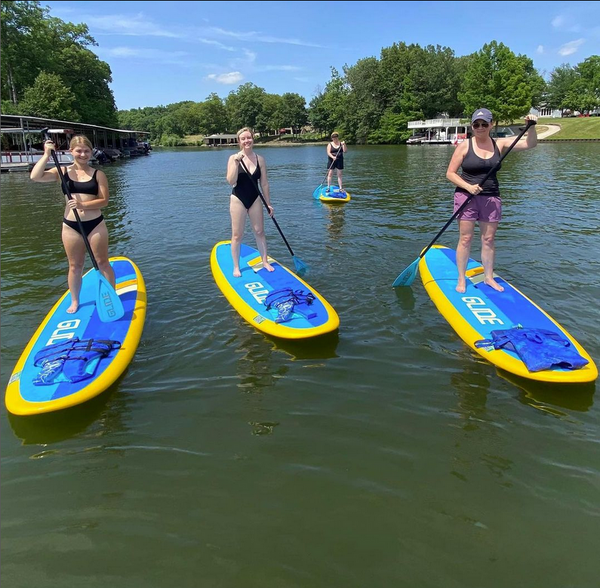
[238,157,297,257]
[42,130,99,271]
[417,120,536,262]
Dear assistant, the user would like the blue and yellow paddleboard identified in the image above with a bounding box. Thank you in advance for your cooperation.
[211,241,339,339]
[313,186,351,204]
[420,245,597,383]
[5,257,146,415]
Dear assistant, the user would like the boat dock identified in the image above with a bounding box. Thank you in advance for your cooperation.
[407,118,469,145]
[1,114,150,173]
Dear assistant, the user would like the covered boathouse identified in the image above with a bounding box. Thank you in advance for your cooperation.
[1,114,150,172]
[407,118,469,145]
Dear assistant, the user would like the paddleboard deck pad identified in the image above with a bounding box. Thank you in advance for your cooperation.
[6,257,146,415]
[420,245,597,383]
[211,241,339,339]
[313,186,351,203]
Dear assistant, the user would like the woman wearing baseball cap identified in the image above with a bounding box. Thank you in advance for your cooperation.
[446,108,538,293]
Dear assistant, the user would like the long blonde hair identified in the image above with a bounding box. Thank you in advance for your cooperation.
[69,135,93,150]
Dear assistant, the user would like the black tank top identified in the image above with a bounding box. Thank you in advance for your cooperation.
[330,143,343,162]
[61,168,99,196]
[458,138,501,197]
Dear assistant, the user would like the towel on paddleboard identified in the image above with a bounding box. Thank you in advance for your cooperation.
[475,327,589,372]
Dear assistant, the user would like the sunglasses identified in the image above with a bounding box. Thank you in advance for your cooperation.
[472,122,490,129]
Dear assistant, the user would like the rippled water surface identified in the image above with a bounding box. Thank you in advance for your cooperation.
[2,144,599,588]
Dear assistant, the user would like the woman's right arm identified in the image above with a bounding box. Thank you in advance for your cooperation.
[226,153,242,186]
[30,141,59,183]
[326,144,334,159]
[445,142,480,195]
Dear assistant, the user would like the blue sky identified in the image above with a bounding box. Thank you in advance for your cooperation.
[44,0,600,111]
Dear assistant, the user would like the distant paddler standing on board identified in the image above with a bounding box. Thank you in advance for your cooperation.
[446,109,538,293]
[326,132,347,193]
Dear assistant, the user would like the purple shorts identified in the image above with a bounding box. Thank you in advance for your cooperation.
[454,192,502,223]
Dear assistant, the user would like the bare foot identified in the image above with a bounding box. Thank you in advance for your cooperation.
[455,280,466,294]
[66,301,79,314]
[263,262,275,272]
[484,278,504,292]
[233,268,241,278]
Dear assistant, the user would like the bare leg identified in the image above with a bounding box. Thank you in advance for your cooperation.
[337,169,343,190]
[88,221,116,288]
[62,224,87,313]
[327,169,333,191]
[248,199,274,272]
[455,220,475,293]
[230,195,247,277]
[480,221,503,292]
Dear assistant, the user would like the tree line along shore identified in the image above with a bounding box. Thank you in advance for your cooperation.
[3,2,599,147]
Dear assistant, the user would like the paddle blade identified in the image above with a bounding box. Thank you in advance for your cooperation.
[293,256,309,277]
[312,186,323,199]
[96,272,125,322]
[392,258,419,287]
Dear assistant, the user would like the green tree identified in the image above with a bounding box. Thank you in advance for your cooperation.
[197,93,229,134]
[225,83,267,130]
[19,71,79,120]
[277,93,308,133]
[459,41,544,123]
[546,64,578,113]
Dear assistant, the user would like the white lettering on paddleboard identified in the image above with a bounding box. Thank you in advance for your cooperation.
[101,290,116,317]
[245,282,269,304]
[46,319,81,345]
[461,297,504,325]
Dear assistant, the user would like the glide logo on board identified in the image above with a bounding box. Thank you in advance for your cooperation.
[461,297,504,326]
[46,319,81,346]
[245,282,269,305]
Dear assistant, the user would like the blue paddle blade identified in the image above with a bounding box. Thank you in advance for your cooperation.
[96,271,125,322]
[293,256,309,277]
[392,258,419,287]
[312,185,323,199]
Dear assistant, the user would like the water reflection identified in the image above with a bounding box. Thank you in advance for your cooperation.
[324,204,346,243]
[7,374,132,446]
[498,369,596,414]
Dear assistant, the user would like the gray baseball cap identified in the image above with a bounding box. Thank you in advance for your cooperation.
[471,108,493,123]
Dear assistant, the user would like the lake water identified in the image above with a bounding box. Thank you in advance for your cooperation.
[2,143,599,588]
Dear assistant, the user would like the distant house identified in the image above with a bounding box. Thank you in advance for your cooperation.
[203,133,237,146]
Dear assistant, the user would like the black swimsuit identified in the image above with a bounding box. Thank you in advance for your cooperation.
[232,158,261,210]
[61,168,104,237]
[328,143,344,170]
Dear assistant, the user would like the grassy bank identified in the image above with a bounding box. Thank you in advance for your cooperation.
[517,117,600,140]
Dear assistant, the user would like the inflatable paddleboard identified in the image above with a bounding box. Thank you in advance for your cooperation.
[211,241,339,339]
[420,245,597,383]
[5,257,146,415]
[313,186,351,204]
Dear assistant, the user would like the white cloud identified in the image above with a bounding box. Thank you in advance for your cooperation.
[552,15,565,28]
[97,46,191,65]
[558,39,585,56]
[84,13,183,38]
[206,26,326,48]
[258,65,303,72]
[536,45,544,54]
[206,71,244,84]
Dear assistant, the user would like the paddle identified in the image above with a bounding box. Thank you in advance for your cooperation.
[392,119,537,287]
[312,140,345,199]
[238,157,309,276]
[41,129,125,321]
